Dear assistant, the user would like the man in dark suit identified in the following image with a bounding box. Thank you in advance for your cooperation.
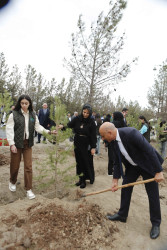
[99,122,164,239]
[36,103,50,143]
[122,107,128,126]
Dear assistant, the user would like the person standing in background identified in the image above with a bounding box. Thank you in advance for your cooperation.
[36,103,50,143]
[139,115,150,143]
[67,112,72,122]
[103,113,112,175]
[107,111,126,175]
[122,108,128,126]
[159,120,167,159]
[72,111,78,120]
[95,113,102,155]
[92,111,96,120]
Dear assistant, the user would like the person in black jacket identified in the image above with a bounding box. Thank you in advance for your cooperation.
[68,104,97,188]
[99,122,164,240]
[122,107,128,126]
[107,111,126,175]
[36,103,51,143]
[95,113,102,155]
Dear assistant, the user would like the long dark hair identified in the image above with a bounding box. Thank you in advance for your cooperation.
[103,114,111,123]
[139,115,148,124]
[139,115,151,130]
[14,95,33,111]
[112,111,125,128]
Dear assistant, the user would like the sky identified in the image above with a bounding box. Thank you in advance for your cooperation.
[0,0,167,108]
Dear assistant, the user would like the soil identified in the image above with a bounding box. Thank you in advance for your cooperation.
[0,140,167,250]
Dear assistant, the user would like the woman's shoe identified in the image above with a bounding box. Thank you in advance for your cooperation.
[75,179,82,186]
[90,180,94,184]
[80,182,86,189]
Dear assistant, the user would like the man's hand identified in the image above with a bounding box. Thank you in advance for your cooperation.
[111,178,119,192]
[154,172,164,183]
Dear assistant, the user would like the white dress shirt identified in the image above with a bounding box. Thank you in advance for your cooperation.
[6,109,50,146]
[116,130,137,166]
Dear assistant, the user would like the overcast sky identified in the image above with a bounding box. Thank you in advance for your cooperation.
[0,0,167,108]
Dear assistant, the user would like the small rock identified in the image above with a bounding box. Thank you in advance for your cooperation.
[23,237,31,248]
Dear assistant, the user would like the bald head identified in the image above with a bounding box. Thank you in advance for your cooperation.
[99,122,117,142]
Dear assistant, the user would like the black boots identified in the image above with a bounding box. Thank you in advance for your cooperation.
[80,181,86,189]
[75,179,82,186]
[75,177,86,189]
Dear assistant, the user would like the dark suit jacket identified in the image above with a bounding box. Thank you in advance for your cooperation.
[113,127,163,179]
[38,109,50,128]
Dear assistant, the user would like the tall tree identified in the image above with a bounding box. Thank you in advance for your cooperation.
[0,52,9,93]
[32,73,47,112]
[148,61,167,120]
[24,64,37,95]
[24,65,48,111]
[7,65,23,102]
[64,0,135,108]
[44,78,58,111]
[0,90,13,116]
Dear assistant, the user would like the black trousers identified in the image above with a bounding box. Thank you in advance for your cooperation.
[118,165,161,226]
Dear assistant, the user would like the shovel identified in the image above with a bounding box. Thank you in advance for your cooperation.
[82,178,155,197]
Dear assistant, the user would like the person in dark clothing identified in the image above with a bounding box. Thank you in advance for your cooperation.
[103,113,111,123]
[159,120,167,159]
[139,115,150,142]
[95,113,102,155]
[103,114,112,174]
[122,107,128,126]
[68,104,97,188]
[113,111,126,128]
[37,103,51,143]
[107,111,126,175]
[99,122,164,240]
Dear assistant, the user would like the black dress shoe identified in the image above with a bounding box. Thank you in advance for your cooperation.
[90,180,94,184]
[106,213,127,223]
[80,182,86,189]
[36,141,40,144]
[150,226,160,239]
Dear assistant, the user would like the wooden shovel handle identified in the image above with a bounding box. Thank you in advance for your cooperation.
[83,178,155,197]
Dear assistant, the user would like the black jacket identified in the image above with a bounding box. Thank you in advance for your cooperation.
[68,115,97,148]
[113,127,163,179]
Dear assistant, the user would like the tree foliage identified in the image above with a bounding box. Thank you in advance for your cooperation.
[64,0,136,108]
[0,52,9,93]
[35,97,75,197]
[148,61,167,120]
[0,90,13,118]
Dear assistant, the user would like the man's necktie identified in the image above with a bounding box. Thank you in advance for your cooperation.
[114,140,124,178]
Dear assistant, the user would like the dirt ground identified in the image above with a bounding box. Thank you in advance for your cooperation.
[0,140,167,250]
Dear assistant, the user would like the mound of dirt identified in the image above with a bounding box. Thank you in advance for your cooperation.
[0,154,10,166]
[0,200,118,250]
